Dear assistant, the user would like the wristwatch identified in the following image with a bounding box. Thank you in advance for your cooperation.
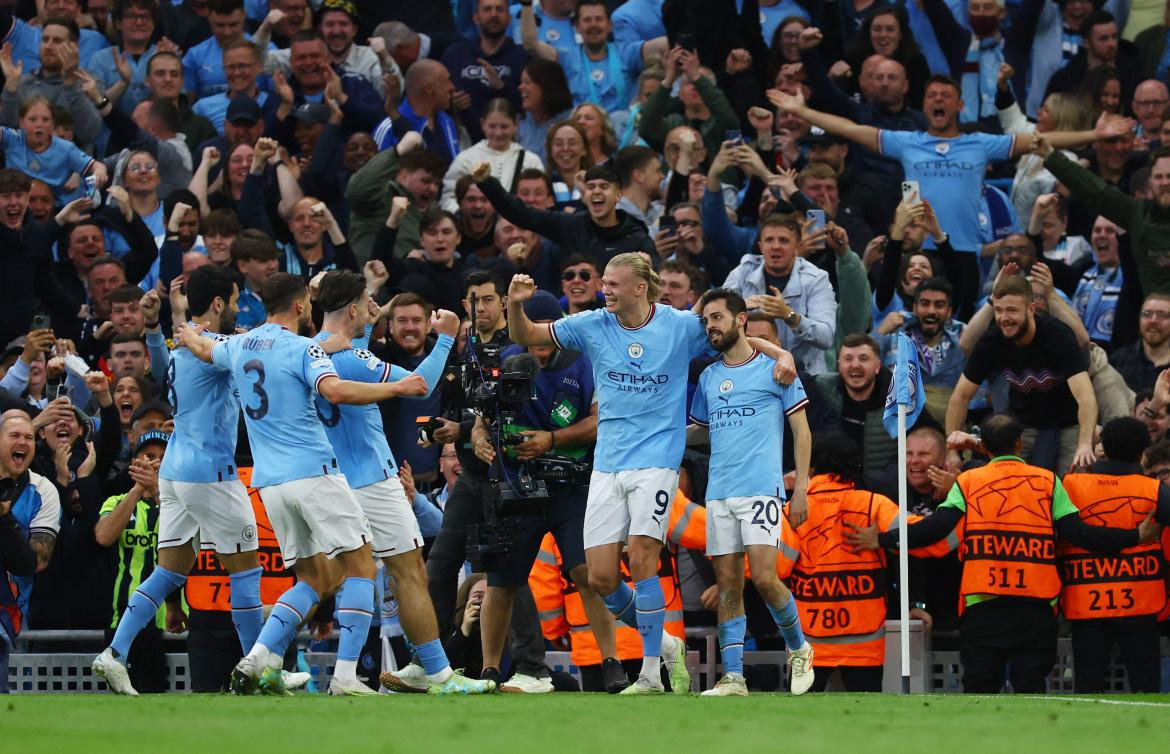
[97,96,111,109]
[783,310,799,326]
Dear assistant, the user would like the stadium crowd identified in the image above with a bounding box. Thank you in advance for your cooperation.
[3,0,1170,697]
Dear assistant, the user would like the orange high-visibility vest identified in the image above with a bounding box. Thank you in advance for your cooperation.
[1059,473,1166,620]
[951,459,1063,610]
[1160,528,1170,623]
[528,490,705,667]
[776,475,902,668]
[184,467,295,612]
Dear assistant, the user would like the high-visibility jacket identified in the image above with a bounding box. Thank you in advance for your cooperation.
[776,475,904,668]
[1059,473,1167,620]
[184,467,296,612]
[529,490,706,668]
[928,459,1064,613]
[1160,528,1170,623]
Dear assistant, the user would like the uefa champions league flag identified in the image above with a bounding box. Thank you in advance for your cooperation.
[882,332,925,438]
[883,331,924,693]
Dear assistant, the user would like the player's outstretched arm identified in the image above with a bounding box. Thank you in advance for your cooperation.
[318,373,428,405]
[746,337,796,385]
[507,274,555,347]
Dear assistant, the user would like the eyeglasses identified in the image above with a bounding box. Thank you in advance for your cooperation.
[1147,468,1170,480]
[127,162,158,174]
[675,219,700,228]
[1140,309,1170,320]
[562,269,593,282]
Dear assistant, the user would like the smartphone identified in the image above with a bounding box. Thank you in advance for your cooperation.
[31,313,51,331]
[677,32,696,52]
[724,129,743,146]
[659,216,677,237]
[806,209,826,234]
[84,175,99,203]
[901,180,920,204]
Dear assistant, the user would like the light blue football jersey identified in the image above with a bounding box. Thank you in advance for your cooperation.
[313,329,453,490]
[160,328,240,484]
[550,303,713,472]
[211,323,339,488]
[689,351,808,500]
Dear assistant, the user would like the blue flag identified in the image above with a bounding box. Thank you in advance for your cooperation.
[883,332,925,438]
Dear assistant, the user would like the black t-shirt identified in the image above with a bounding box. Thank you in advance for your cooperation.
[963,312,1087,429]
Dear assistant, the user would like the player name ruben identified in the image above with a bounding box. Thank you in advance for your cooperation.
[1061,553,1162,583]
[788,569,882,602]
[964,532,1055,561]
[242,338,276,351]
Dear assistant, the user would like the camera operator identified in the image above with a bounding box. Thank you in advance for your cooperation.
[469,290,618,693]
[424,270,511,627]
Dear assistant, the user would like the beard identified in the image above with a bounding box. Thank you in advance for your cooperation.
[710,327,741,353]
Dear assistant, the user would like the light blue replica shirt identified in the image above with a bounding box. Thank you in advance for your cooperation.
[160,329,240,484]
[878,129,1014,252]
[550,303,713,472]
[313,329,453,490]
[211,323,339,488]
[690,351,807,500]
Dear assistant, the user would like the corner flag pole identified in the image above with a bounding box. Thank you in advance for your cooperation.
[897,403,910,695]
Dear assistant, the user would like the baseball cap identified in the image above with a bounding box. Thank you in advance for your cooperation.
[226,96,262,124]
[798,126,844,147]
[134,429,171,452]
[293,102,331,125]
[523,290,563,322]
[130,400,174,427]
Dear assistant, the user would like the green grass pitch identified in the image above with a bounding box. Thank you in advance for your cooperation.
[5,693,1170,753]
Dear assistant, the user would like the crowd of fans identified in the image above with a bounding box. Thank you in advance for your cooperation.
[2,0,1170,694]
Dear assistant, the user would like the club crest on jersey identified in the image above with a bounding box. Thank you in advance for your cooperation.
[628,343,644,359]
[934,142,950,155]
[242,525,256,542]
[719,379,734,393]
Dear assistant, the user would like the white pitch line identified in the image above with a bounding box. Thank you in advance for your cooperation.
[962,694,1170,709]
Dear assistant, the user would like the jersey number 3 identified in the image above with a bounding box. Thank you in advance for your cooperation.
[243,359,269,420]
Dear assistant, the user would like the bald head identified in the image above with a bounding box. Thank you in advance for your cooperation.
[1133,80,1170,132]
[404,59,453,114]
[859,54,889,103]
[872,58,908,109]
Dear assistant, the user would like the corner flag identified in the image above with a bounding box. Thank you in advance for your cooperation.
[882,332,925,438]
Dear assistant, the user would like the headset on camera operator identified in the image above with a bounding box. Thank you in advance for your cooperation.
[466,290,620,691]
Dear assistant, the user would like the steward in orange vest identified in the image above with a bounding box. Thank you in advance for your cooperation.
[848,414,1158,695]
[184,467,296,692]
[529,490,705,691]
[776,431,928,692]
[1059,418,1168,693]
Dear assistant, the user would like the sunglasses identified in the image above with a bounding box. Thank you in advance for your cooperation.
[562,269,594,282]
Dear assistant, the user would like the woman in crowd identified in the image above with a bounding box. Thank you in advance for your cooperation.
[517,59,574,162]
[846,7,929,108]
[571,102,618,166]
[440,98,544,213]
[544,119,592,205]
